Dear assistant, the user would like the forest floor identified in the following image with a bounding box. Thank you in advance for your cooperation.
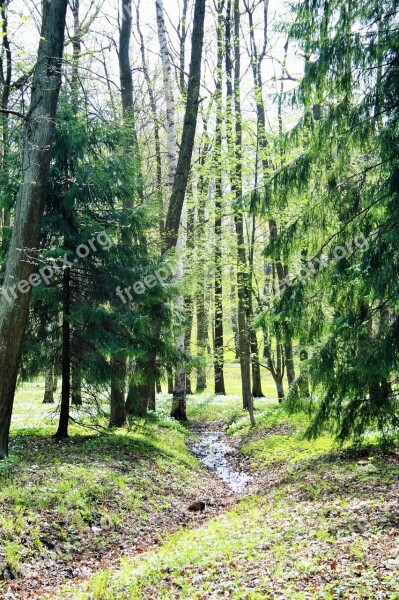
[1,365,399,599]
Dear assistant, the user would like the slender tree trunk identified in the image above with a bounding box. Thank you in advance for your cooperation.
[195,153,210,392]
[184,198,195,395]
[0,0,11,230]
[230,266,240,359]
[226,0,254,423]
[162,0,206,420]
[43,366,55,404]
[163,0,206,249]
[137,0,163,232]
[55,268,71,439]
[285,342,296,387]
[0,0,68,458]
[185,294,194,395]
[244,0,296,392]
[156,0,187,415]
[250,330,264,397]
[299,347,310,398]
[213,0,226,395]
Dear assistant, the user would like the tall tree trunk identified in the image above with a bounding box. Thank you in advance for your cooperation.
[244,0,296,392]
[230,266,240,359]
[117,0,154,420]
[156,0,187,416]
[0,0,68,458]
[0,0,11,230]
[213,0,226,395]
[55,267,71,438]
[137,0,163,232]
[163,0,206,250]
[248,208,264,398]
[162,0,206,420]
[195,141,210,392]
[226,0,254,423]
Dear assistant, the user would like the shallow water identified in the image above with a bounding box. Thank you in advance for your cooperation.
[192,431,250,494]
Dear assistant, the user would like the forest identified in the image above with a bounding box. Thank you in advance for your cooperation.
[0,0,398,597]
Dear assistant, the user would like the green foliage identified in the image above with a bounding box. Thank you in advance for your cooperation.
[19,97,176,408]
[256,0,399,443]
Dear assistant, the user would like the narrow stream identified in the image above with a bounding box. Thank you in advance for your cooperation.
[191,431,250,494]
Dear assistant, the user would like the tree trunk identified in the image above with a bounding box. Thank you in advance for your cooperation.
[195,158,209,392]
[299,347,310,398]
[213,0,226,395]
[184,200,195,395]
[110,355,127,427]
[230,266,240,359]
[55,268,71,439]
[0,0,68,458]
[43,366,55,404]
[126,354,156,418]
[251,330,264,398]
[226,0,254,423]
[244,0,296,395]
[126,385,148,418]
[167,371,174,394]
[161,0,206,420]
[285,341,296,387]
[185,295,194,395]
[119,0,154,418]
[163,0,206,250]
[71,366,82,406]
[156,0,187,415]
[0,0,11,230]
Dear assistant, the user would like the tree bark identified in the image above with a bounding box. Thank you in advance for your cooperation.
[0,0,11,229]
[161,0,206,420]
[156,0,187,417]
[55,267,71,439]
[226,0,254,423]
[71,366,82,406]
[163,0,206,251]
[213,0,226,395]
[0,0,68,458]
[230,266,240,359]
[110,355,127,427]
[43,366,55,404]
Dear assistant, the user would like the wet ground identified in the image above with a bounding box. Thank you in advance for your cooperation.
[191,431,250,494]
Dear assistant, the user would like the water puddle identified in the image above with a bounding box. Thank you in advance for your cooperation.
[191,431,250,494]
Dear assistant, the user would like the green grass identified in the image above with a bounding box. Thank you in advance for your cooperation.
[46,389,399,600]
[2,375,399,599]
[0,383,204,584]
[54,454,399,599]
